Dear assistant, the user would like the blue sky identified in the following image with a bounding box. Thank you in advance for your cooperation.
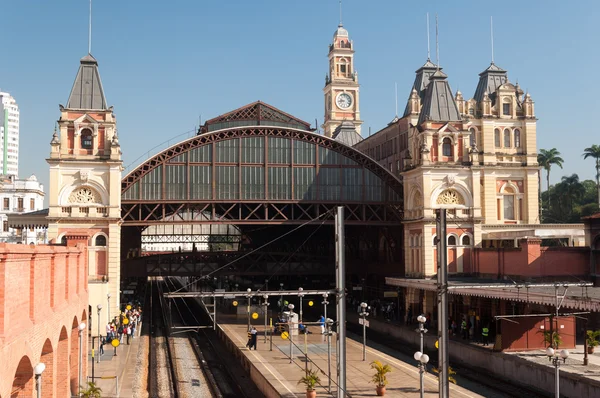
[1,0,599,197]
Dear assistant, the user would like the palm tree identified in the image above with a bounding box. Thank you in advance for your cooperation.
[583,145,600,206]
[560,174,585,218]
[538,148,564,214]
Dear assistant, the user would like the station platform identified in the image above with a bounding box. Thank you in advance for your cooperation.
[348,313,600,398]
[216,315,485,398]
[86,324,145,398]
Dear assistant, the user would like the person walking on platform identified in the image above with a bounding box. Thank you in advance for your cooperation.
[461,318,468,340]
[482,325,490,346]
[250,327,258,350]
[319,315,326,334]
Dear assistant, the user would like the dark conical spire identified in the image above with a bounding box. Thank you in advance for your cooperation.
[417,70,461,125]
[473,62,508,105]
[66,54,108,110]
[403,59,439,117]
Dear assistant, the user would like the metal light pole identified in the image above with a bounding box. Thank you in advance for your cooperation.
[107,293,111,323]
[413,351,430,398]
[288,303,295,363]
[435,208,449,398]
[359,302,369,361]
[326,318,333,392]
[322,294,329,333]
[415,315,428,398]
[263,294,269,343]
[246,288,252,330]
[280,283,284,312]
[546,347,569,398]
[335,206,346,397]
[298,287,304,323]
[96,304,102,364]
[34,363,45,398]
[78,322,86,396]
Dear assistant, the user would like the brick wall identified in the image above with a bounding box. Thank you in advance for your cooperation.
[471,238,589,279]
[0,243,89,398]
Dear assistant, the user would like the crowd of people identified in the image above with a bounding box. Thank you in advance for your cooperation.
[100,304,143,355]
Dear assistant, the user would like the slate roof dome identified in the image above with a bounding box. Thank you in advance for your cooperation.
[334,24,348,38]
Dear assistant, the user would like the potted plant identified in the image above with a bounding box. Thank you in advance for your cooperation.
[370,360,392,396]
[80,381,102,398]
[587,330,600,354]
[539,330,562,348]
[298,368,320,398]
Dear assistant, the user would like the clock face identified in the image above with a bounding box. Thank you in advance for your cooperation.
[336,93,353,109]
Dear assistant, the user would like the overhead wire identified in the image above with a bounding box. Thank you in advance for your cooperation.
[255,211,332,293]
[172,209,334,293]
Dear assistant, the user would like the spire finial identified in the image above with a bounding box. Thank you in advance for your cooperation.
[395,82,398,117]
[426,13,431,61]
[435,14,440,70]
[339,0,343,26]
[88,0,92,54]
[490,16,494,64]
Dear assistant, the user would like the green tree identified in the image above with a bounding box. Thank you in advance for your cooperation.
[560,174,585,217]
[538,148,564,215]
[583,144,600,206]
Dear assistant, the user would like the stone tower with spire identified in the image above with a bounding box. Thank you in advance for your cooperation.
[400,57,539,278]
[47,53,123,330]
[322,19,363,137]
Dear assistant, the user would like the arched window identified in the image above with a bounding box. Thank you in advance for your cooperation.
[432,235,438,246]
[339,58,349,76]
[469,128,476,147]
[442,137,452,156]
[514,129,521,148]
[494,129,501,147]
[81,128,93,149]
[461,235,471,246]
[448,235,457,246]
[95,235,107,246]
[503,129,511,148]
[503,187,516,220]
[60,235,67,245]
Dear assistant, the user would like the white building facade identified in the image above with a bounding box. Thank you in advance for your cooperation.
[0,175,45,244]
[0,92,20,176]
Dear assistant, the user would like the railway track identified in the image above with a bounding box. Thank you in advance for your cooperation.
[151,277,262,398]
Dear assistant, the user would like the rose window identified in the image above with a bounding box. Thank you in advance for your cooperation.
[436,189,465,205]
[68,187,101,204]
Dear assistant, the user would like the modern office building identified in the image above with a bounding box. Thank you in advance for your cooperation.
[0,91,20,176]
[0,174,46,244]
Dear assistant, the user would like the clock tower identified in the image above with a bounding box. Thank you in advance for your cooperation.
[322,23,362,137]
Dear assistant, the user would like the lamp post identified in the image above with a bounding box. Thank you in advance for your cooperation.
[413,351,430,398]
[34,362,46,398]
[415,314,428,398]
[96,304,102,364]
[322,294,329,333]
[78,322,86,396]
[546,347,569,398]
[279,283,284,312]
[107,293,111,323]
[298,287,304,323]
[359,302,369,361]
[246,288,252,330]
[288,303,295,363]
[263,294,269,343]
[326,318,333,392]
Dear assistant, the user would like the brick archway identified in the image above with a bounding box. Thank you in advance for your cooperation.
[69,317,80,396]
[10,356,33,398]
[40,339,54,398]
[57,327,69,398]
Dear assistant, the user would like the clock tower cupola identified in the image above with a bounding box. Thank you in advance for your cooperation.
[322,21,362,137]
